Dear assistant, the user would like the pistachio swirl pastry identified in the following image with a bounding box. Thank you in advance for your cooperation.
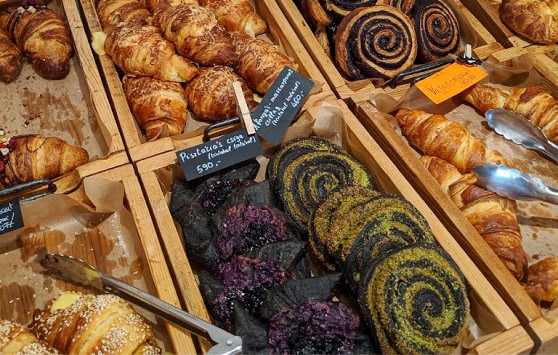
[412,0,460,63]
[334,5,418,81]
[359,242,470,354]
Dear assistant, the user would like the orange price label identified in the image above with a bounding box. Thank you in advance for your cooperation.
[415,62,487,104]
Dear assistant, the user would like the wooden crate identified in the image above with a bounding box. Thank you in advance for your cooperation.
[275,0,503,101]
[134,99,534,354]
[0,164,197,354]
[76,0,335,154]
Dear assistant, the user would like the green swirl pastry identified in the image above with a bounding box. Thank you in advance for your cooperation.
[359,242,470,354]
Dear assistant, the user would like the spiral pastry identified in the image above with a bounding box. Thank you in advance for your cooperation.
[413,0,460,63]
[334,5,418,81]
[324,0,378,20]
[359,242,470,354]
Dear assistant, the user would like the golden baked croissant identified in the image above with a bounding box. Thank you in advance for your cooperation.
[0,28,23,83]
[29,292,162,355]
[96,0,152,34]
[523,256,558,304]
[152,4,238,66]
[421,155,528,281]
[499,0,558,44]
[461,83,558,145]
[0,4,73,79]
[0,319,60,354]
[231,31,296,94]
[122,75,188,140]
[103,23,199,82]
[0,134,89,188]
[395,107,513,173]
[199,0,267,37]
[186,65,258,122]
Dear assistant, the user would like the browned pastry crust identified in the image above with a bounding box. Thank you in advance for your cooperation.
[122,75,188,140]
[186,65,258,122]
[153,4,238,66]
[376,0,416,17]
[199,0,267,37]
[500,0,558,44]
[421,155,528,281]
[0,28,23,82]
[395,107,513,173]
[301,0,333,26]
[103,23,199,82]
[96,0,152,34]
[0,134,89,189]
[231,31,296,94]
[523,256,558,303]
[0,5,73,79]
[461,83,558,144]
[0,319,60,354]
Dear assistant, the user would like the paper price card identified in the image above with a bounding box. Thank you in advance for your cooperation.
[415,62,487,104]
[0,198,23,235]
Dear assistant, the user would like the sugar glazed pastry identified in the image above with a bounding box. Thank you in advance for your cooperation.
[499,0,558,44]
[0,319,60,354]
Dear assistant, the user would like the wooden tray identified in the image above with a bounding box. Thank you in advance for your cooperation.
[275,0,504,101]
[134,99,534,354]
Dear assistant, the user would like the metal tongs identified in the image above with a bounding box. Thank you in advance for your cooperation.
[39,252,243,355]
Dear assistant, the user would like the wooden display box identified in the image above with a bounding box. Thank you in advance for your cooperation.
[0,164,198,354]
[275,0,503,101]
[134,99,533,354]
[76,0,335,155]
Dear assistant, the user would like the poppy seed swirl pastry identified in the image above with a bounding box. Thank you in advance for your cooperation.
[323,0,378,20]
[334,5,418,81]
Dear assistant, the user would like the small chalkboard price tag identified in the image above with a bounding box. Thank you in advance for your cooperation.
[176,128,263,181]
[251,66,314,145]
[0,198,23,235]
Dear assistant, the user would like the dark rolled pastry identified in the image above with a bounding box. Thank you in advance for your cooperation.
[324,0,378,20]
[412,0,460,63]
[334,5,418,81]
[359,242,470,354]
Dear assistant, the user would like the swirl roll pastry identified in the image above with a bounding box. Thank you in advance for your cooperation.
[359,242,470,354]
[412,0,460,63]
[0,28,23,83]
[324,0,378,20]
[199,0,267,37]
[334,5,418,81]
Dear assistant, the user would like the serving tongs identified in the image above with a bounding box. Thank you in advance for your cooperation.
[473,163,558,205]
[39,252,243,355]
[485,108,558,164]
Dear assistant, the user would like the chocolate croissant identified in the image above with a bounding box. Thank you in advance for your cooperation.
[0,134,89,188]
[421,155,528,281]
[0,4,73,79]
[29,292,161,354]
[186,65,258,122]
[0,28,23,83]
[0,319,60,354]
[122,75,188,140]
[96,0,152,34]
[199,0,267,37]
[395,107,513,173]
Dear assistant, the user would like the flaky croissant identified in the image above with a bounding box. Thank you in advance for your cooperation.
[96,0,152,34]
[0,134,89,188]
[461,83,558,145]
[199,0,267,37]
[122,75,188,140]
[421,155,528,281]
[103,23,199,82]
[395,107,513,173]
[523,256,558,304]
[231,31,295,94]
[186,65,258,122]
[152,4,238,66]
[0,28,22,83]
[29,292,161,355]
[0,5,73,79]
[0,319,61,354]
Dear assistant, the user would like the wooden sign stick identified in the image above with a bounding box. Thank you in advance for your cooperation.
[232,81,256,135]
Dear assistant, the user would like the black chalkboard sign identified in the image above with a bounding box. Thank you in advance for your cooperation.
[251,66,314,145]
[0,198,23,234]
[177,128,263,181]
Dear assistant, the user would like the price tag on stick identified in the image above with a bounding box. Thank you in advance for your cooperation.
[0,198,23,235]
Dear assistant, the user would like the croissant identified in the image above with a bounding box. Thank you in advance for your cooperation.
[186,65,258,122]
[103,23,199,82]
[122,75,188,140]
[523,256,558,304]
[0,319,61,354]
[29,292,162,354]
[499,0,558,44]
[152,4,238,66]
[0,28,22,83]
[461,83,558,145]
[231,31,296,94]
[96,0,152,34]
[395,107,513,173]
[0,5,73,79]
[199,0,267,37]
[421,155,528,281]
[0,134,89,189]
